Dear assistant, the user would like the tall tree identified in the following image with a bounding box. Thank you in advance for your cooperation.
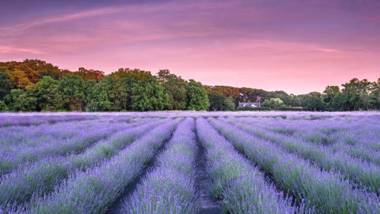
[58,75,89,111]
[129,77,170,111]
[269,91,292,106]
[31,76,63,111]
[0,71,14,100]
[208,91,235,111]
[104,69,170,111]
[0,101,6,111]
[323,85,341,110]
[323,86,340,103]
[300,92,326,111]
[369,78,380,109]
[262,98,286,109]
[341,78,371,110]
[186,80,209,110]
[158,70,187,110]
[4,89,37,111]
[87,77,115,111]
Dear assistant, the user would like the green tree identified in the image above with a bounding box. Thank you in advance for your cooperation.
[108,68,156,111]
[208,91,235,111]
[369,78,380,109]
[58,76,89,111]
[87,77,115,111]
[301,92,325,111]
[323,86,340,103]
[186,80,209,110]
[262,98,286,109]
[0,101,7,111]
[269,91,292,106]
[109,77,130,111]
[224,96,235,111]
[130,77,170,111]
[341,78,371,110]
[4,89,37,111]
[93,69,171,111]
[288,94,302,107]
[158,70,187,110]
[31,76,63,111]
[0,71,14,100]
[323,85,341,110]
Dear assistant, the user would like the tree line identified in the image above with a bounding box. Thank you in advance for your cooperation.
[0,59,379,111]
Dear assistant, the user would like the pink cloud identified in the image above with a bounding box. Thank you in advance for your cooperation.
[0,6,126,33]
[0,45,43,54]
[0,0,379,94]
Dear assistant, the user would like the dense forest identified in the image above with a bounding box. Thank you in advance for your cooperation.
[0,59,379,111]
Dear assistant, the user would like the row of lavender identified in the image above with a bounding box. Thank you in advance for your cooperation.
[211,117,380,213]
[226,117,380,194]
[0,115,97,127]
[2,117,298,214]
[0,116,163,209]
[0,117,150,176]
[1,113,379,213]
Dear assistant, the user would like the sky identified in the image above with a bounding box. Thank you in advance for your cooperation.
[0,0,379,94]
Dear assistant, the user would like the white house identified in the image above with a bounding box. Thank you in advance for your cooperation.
[238,102,261,108]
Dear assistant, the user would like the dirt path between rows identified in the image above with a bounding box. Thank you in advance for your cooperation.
[195,130,222,214]
[106,130,175,214]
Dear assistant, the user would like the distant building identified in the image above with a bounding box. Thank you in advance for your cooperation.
[238,102,261,108]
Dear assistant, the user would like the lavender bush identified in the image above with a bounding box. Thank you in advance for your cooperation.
[121,118,198,214]
[0,114,96,127]
[209,118,380,213]
[226,118,380,194]
[28,119,179,214]
[0,112,379,214]
[0,120,136,176]
[0,119,163,207]
[197,118,301,214]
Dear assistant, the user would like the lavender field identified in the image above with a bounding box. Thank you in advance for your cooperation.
[0,112,380,214]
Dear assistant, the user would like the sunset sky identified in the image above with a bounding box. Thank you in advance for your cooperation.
[0,0,379,94]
